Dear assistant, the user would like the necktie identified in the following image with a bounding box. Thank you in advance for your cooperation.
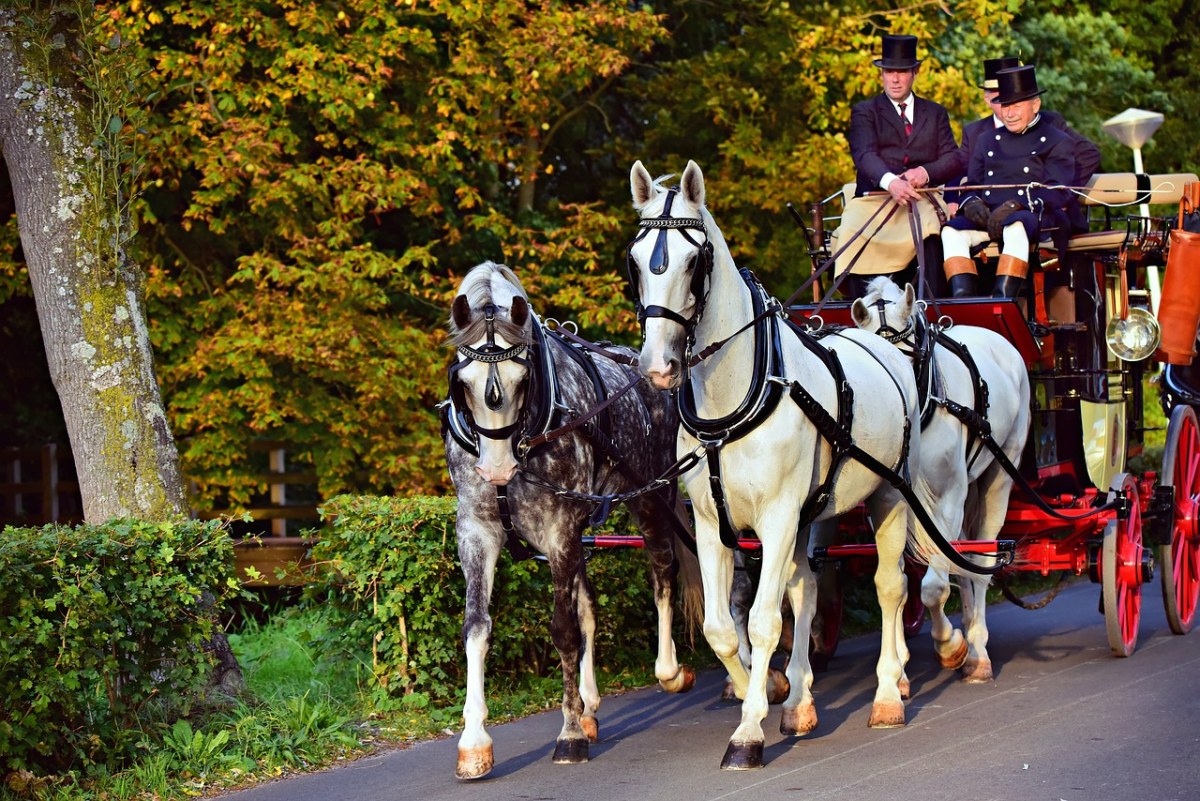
[899,102,912,137]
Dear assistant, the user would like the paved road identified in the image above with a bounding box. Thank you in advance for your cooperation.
[220,579,1200,801]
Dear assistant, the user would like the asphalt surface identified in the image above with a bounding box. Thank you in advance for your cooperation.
[218,578,1200,801]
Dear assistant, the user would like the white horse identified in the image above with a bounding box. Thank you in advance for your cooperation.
[851,277,1031,681]
[627,160,969,769]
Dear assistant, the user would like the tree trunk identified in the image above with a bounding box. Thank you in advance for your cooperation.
[0,5,243,698]
[0,8,186,521]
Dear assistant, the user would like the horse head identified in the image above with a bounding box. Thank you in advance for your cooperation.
[628,159,714,389]
[448,261,535,485]
[850,277,919,345]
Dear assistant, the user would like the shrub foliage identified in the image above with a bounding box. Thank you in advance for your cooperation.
[0,520,237,774]
[312,495,672,709]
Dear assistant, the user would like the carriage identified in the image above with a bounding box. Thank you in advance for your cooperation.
[442,161,1200,774]
[791,170,1200,660]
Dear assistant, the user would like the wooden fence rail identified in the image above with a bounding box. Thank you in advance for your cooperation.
[0,444,82,526]
[2,441,320,587]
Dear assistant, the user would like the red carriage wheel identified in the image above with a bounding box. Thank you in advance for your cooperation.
[1102,473,1144,657]
[902,561,927,638]
[1160,405,1200,634]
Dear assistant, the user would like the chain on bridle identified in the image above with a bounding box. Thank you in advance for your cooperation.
[625,189,715,339]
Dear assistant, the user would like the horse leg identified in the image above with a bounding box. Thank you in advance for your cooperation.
[699,527,748,700]
[780,528,818,737]
[632,501,696,694]
[721,511,797,769]
[922,566,967,670]
[723,550,754,701]
[895,570,912,700]
[808,518,841,673]
[456,537,501,780]
[960,469,1011,683]
[867,493,908,728]
[548,556,591,764]
[576,565,602,742]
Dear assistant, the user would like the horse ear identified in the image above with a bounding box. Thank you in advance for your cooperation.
[510,296,529,327]
[631,161,655,208]
[681,160,706,210]
[850,298,870,328]
[904,283,916,308]
[451,294,472,331]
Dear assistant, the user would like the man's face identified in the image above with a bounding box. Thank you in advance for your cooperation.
[999,97,1040,132]
[983,89,1000,111]
[881,67,917,102]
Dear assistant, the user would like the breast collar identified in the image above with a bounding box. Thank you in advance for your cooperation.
[441,313,562,460]
[678,270,786,444]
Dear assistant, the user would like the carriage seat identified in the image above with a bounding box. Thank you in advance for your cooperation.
[974,172,1200,260]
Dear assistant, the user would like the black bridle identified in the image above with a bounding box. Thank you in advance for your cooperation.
[447,303,537,449]
[626,189,714,337]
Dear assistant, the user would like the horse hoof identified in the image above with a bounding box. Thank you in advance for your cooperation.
[868,700,905,728]
[937,633,969,670]
[581,715,599,742]
[961,658,994,684]
[721,679,738,702]
[898,676,911,700]
[780,700,818,736]
[552,738,589,764]
[456,745,494,780]
[766,668,791,705]
[660,665,696,694]
[720,741,764,770]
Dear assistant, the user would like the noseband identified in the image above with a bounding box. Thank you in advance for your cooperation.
[871,296,916,346]
[626,189,714,335]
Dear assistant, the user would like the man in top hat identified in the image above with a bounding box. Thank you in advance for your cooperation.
[947,56,1100,234]
[842,33,966,298]
[940,64,1075,299]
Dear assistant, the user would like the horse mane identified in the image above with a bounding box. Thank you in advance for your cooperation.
[448,261,535,348]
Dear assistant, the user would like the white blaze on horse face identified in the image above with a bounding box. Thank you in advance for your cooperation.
[457,343,527,485]
[630,231,695,389]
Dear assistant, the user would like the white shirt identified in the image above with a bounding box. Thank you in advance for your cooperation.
[881,93,916,191]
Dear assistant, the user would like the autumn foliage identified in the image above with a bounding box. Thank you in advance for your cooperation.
[5,1,1195,509]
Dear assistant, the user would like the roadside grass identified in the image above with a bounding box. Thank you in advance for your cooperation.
[1,604,668,801]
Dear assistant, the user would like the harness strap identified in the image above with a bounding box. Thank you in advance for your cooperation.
[495,485,537,561]
[943,400,1124,522]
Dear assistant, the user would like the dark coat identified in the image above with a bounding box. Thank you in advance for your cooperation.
[946,116,1076,251]
[849,93,966,197]
[949,110,1100,230]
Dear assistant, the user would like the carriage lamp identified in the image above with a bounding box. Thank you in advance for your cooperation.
[1103,108,1166,315]
[1105,307,1161,361]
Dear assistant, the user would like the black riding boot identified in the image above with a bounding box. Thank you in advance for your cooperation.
[948,273,978,298]
[992,275,1025,299]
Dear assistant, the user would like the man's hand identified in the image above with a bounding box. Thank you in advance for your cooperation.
[888,178,922,205]
[959,197,990,229]
[901,166,930,188]
[987,199,1025,240]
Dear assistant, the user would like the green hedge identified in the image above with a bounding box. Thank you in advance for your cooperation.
[312,495,677,709]
[0,520,238,774]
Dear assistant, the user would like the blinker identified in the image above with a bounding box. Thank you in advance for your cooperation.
[648,192,676,275]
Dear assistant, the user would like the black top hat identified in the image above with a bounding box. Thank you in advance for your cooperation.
[994,65,1046,104]
[979,57,1021,89]
[872,35,922,70]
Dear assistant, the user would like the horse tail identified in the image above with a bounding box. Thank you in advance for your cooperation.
[671,494,705,643]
